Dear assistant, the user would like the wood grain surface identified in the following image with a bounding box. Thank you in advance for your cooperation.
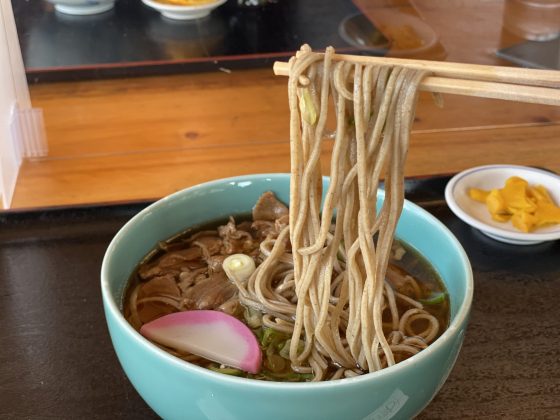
[13,120,560,209]
[10,0,560,210]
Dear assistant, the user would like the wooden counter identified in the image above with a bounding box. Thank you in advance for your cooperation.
[13,72,560,209]
[10,0,560,209]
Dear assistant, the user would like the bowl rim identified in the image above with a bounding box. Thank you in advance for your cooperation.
[101,173,474,389]
[444,164,560,243]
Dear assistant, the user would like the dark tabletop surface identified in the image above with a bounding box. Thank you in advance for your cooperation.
[1,175,559,419]
[13,0,367,82]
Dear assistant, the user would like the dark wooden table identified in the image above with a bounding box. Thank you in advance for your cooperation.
[1,175,559,419]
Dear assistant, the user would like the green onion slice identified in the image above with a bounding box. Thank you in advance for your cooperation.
[419,292,446,305]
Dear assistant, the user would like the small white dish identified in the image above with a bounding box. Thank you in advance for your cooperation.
[141,0,227,20]
[445,165,560,245]
[47,0,115,15]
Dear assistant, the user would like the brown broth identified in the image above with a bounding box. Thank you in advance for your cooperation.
[123,217,449,381]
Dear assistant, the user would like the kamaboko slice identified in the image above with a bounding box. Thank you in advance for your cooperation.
[140,310,262,374]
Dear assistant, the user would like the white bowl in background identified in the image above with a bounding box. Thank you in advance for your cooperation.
[445,164,560,245]
[46,0,115,15]
[141,0,227,20]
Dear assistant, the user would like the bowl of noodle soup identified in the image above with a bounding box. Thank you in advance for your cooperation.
[101,173,473,419]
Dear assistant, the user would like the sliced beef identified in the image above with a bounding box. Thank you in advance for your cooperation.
[138,247,203,280]
[218,217,257,254]
[251,220,275,240]
[197,281,237,310]
[252,191,288,222]
[133,199,287,324]
[183,271,237,310]
[192,235,223,258]
[138,275,180,299]
[136,275,181,324]
[252,214,289,241]
[206,255,226,273]
[159,247,202,266]
[237,221,253,233]
[178,267,207,293]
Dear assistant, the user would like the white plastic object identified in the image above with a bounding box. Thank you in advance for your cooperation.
[0,1,48,208]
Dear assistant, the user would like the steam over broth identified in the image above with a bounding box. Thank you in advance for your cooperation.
[123,198,449,382]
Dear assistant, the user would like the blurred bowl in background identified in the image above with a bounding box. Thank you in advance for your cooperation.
[339,13,390,56]
[370,9,438,57]
[46,0,115,15]
[141,0,228,20]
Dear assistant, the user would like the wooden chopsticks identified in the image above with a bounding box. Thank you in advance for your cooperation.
[273,54,560,106]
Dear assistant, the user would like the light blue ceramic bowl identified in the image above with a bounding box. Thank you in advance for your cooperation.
[101,174,473,420]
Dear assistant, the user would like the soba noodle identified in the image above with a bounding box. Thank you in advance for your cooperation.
[233,45,438,379]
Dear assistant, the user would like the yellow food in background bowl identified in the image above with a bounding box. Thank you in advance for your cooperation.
[468,176,560,232]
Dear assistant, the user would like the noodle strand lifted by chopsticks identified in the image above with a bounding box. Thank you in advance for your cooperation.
[285,45,428,374]
[233,45,438,380]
